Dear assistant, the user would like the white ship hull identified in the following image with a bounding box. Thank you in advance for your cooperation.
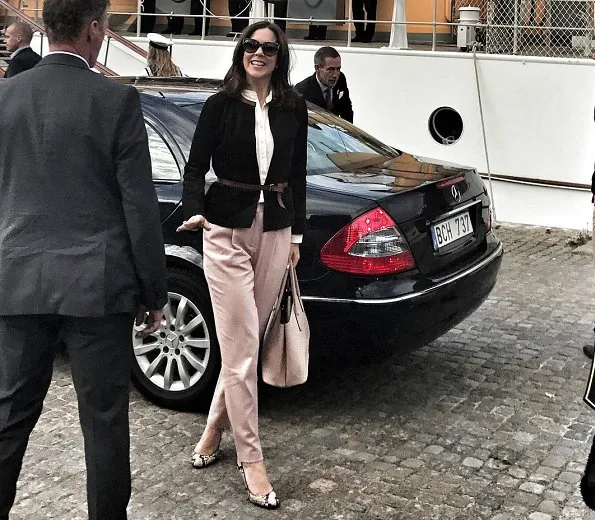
[34,35,595,230]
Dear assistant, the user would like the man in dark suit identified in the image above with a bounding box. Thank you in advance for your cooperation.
[4,20,41,78]
[295,46,353,123]
[0,1,168,519]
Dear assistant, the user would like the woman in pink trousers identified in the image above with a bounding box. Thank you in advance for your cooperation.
[176,20,307,510]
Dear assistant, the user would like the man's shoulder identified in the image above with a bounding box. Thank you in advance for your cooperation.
[86,72,137,99]
[13,47,40,62]
[337,72,349,88]
[295,75,315,92]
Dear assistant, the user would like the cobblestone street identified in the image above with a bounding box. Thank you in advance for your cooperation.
[9,224,595,520]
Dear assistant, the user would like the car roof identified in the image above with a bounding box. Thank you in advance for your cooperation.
[113,76,332,116]
[112,76,221,99]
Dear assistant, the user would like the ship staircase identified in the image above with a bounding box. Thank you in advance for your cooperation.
[0,0,149,77]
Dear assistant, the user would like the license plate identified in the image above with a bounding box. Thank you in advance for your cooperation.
[431,211,473,251]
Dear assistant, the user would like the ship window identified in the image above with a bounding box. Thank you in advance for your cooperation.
[429,107,463,145]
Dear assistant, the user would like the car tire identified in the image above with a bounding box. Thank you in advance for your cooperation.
[131,266,220,411]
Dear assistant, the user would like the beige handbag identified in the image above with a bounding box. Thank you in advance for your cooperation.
[261,264,310,387]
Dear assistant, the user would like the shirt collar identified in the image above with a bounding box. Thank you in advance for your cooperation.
[10,46,30,59]
[316,75,330,92]
[45,51,90,69]
[241,89,273,106]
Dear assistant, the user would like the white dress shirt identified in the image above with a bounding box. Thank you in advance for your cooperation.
[241,89,302,244]
[316,76,332,107]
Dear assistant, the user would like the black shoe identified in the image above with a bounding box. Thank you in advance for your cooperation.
[584,343,595,359]
[161,28,181,35]
[187,30,204,36]
[304,34,318,40]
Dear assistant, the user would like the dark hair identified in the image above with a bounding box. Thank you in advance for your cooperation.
[314,46,340,67]
[9,20,34,44]
[223,21,298,108]
[43,0,108,44]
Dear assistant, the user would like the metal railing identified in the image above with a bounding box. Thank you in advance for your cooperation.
[2,1,595,60]
[0,0,119,75]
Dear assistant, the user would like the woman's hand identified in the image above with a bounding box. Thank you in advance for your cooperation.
[176,215,212,232]
[288,243,300,267]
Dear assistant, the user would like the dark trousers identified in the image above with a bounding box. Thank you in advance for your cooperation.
[140,0,156,33]
[271,0,288,32]
[229,0,250,33]
[306,25,327,40]
[0,314,133,520]
[167,0,211,34]
[352,0,377,40]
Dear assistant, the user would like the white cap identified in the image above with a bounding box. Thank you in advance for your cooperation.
[147,33,172,50]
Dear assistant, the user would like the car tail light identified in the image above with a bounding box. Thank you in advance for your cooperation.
[484,204,492,233]
[320,207,416,275]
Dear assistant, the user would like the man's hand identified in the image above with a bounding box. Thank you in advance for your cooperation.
[135,306,165,339]
[176,214,211,232]
[288,243,300,267]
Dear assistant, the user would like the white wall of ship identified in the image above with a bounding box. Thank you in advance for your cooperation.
[31,34,595,231]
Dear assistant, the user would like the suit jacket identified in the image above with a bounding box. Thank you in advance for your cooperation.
[295,72,353,123]
[182,91,308,234]
[0,53,168,316]
[5,47,42,78]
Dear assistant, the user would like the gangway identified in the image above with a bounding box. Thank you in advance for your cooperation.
[0,0,149,76]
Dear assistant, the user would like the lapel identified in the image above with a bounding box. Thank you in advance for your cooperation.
[267,104,282,182]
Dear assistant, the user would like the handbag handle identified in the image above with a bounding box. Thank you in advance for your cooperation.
[288,264,305,313]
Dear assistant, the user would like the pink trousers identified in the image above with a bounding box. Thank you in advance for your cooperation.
[202,205,291,463]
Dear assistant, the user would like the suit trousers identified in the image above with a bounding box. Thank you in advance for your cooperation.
[167,0,211,34]
[352,0,377,39]
[203,204,291,463]
[229,0,250,34]
[0,314,133,520]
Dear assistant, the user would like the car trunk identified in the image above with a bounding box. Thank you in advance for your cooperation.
[306,152,490,277]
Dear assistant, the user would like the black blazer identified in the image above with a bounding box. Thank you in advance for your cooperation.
[295,72,353,123]
[182,91,308,235]
[5,47,42,78]
[0,53,168,315]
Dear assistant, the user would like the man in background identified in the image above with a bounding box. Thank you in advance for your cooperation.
[4,20,41,78]
[295,46,353,123]
[0,0,168,519]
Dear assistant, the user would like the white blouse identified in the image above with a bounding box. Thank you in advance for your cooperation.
[241,89,302,244]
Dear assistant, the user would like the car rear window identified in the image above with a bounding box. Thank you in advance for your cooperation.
[167,95,401,177]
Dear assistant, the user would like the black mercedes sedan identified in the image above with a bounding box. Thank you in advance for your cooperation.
[125,77,503,410]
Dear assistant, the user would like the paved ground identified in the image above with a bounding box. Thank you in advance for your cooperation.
[8,223,595,520]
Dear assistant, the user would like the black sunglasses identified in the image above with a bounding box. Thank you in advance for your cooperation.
[242,38,280,57]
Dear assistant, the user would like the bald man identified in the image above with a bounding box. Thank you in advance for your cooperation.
[4,21,41,78]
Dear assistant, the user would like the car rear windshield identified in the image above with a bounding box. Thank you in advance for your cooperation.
[176,100,400,176]
[306,111,400,176]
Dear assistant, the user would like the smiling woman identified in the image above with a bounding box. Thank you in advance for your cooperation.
[175,20,308,511]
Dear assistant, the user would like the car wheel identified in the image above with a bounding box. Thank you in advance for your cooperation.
[131,267,219,411]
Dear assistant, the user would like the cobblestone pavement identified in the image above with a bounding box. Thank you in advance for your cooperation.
[9,224,595,520]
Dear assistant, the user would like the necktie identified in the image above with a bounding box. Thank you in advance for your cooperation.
[323,88,333,110]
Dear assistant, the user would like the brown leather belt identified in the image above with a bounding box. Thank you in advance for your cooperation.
[216,178,288,208]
